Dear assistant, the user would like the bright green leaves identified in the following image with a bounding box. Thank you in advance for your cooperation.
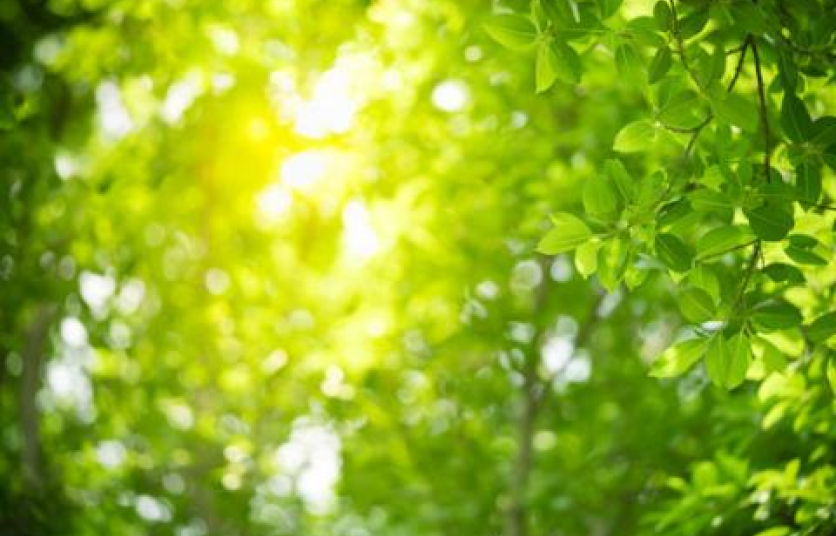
[711,92,758,132]
[658,90,706,130]
[696,225,754,260]
[650,337,707,378]
[752,301,803,332]
[614,120,656,152]
[583,173,619,221]
[537,213,593,254]
[655,233,693,272]
[653,331,751,389]
[785,234,827,266]
[653,1,672,31]
[648,46,672,84]
[679,287,716,324]
[596,0,622,19]
[615,43,644,83]
[575,239,601,278]
[781,93,813,143]
[807,312,836,343]
[744,203,794,242]
[485,9,585,92]
[795,162,821,206]
[705,332,751,389]
[484,15,537,50]
[536,41,581,91]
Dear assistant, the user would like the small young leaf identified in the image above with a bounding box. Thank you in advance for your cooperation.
[781,93,813,143]
[650,337,707,378]
[613,120,656,152]
[575,240,601,278]
[484,15,538,50]
[655,233,693,272]
[537,213,593,254]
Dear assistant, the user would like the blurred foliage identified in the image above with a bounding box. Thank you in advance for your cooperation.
[0,0,834,536]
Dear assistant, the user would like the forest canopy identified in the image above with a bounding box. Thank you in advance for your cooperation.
[1,0,835,535]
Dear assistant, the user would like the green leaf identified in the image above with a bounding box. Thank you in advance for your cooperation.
[653,0,672,31]
[484,15,538,50]
[781,93,813,143]
[757,337,787,374]
[655,233,693,272]
[744,204,794,242]
[597,237,630,291]
[795,162,821,206]
[689,189,734,216]
[689,265,720,303]
[810,116,836,147]
[711,92,758,132]
[583,174,620,220]
[705,333,750,389]
[785,245,827,266]
[752,302,803,332]
[650,337,708,378]
[575,240,601,278]
[778,48,798,93]
[807,312,836,343]
[553,41,582,84]
[603,159,634,204]
[648,46,672,84]
[763,263,805,284]
[753,526,791,536]
[696,225,753,259]
[536,42,560,93]
[615,43,643,83]
[613,120,656,152]
[596,0,622,19]
[659,90,705,130]
[679,287,716,324]
[537,213,593,254]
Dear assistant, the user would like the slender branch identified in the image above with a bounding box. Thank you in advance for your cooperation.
[726,36,751,93]
[731,241,762,316]
[750,39,772,183]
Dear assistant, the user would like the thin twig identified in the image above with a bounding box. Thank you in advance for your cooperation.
[751,39,772,183]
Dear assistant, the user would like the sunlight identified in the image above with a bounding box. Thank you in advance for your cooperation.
[341,199,380,261]
[280,150,329,190]
[293,67,358,139]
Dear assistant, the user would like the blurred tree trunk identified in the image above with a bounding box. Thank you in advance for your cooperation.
[18,304,54,490]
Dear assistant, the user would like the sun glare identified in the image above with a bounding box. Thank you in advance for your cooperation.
[280,150,329,190]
